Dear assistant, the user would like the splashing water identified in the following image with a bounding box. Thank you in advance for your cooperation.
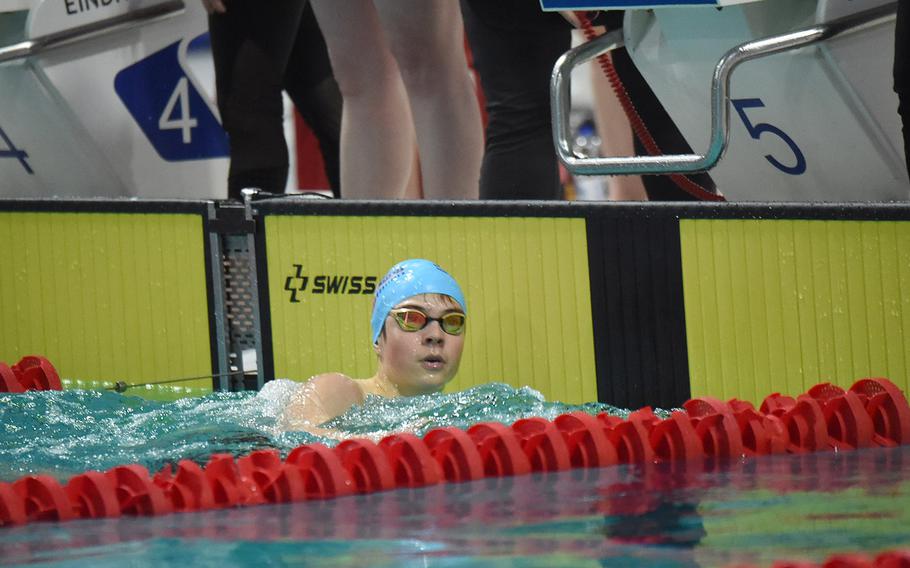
[0,381,642,483]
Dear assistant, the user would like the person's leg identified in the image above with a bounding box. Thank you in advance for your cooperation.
[209,1,306,198]
[899,93,910,178]
[309,0,415,199]
[895,2,910,179]
[589,56,647,201]
[460,0,570,200]
[374,0,482,199]
[284,3,342,196]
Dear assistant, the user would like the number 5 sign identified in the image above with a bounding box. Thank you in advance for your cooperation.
[732,98,807,176]
[115,37,229,162]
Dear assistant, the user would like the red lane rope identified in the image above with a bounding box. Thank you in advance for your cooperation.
[576,11,725,201]
[2,369,908,530]
[728,548,910,568]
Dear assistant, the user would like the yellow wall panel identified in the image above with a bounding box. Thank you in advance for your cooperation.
[265,216,597,404]
[0,212,213,398]
[680,219,910,404]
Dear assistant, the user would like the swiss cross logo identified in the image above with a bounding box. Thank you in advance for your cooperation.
[284,265,378,303]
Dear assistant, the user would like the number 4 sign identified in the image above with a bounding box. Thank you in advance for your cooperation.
[0,124,33,174]
[115,38,228,162]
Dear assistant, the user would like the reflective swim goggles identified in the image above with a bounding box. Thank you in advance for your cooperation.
[388,308,466,335]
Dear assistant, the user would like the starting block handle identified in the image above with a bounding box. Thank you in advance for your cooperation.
[550,2,897,176]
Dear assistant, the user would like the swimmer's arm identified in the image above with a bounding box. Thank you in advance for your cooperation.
[279,373,364,434]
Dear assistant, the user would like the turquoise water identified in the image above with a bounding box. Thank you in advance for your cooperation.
[2,449,908,567]
[1,383,909,567]
[0,381,627,482]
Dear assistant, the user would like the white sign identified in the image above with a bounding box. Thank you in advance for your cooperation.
[27,0,178,40]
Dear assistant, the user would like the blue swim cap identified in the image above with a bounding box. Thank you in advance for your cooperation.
[370,259,466,345]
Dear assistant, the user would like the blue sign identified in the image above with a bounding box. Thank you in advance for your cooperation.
[0,123,33,174]
[115,38,229,162]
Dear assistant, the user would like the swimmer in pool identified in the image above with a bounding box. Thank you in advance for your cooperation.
[279,259,466,433]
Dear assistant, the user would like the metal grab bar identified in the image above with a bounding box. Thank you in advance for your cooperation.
[551,2,898,176]
[0,0,185,65]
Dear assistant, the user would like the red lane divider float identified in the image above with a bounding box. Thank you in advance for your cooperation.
[730,548,910,567]
[67,471,121,519]
[553,411,617,468]
[379,433,443,487]
[0,356,61,393]
[423,427,484,482]
[1,377,909,531]
[285,443,354,499]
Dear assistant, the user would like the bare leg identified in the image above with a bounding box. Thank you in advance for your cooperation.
[402,149,423,199]
[309,0,415,199]
[590,54,648,201]
[374,0,482,199]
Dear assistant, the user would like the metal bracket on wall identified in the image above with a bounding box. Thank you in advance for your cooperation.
[207,200,262,392]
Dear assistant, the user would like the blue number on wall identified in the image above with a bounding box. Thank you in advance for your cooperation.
[115,37,229,162]
[0,124,33,174]
[732,98,807,176]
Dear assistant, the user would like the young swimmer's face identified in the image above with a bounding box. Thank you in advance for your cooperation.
[375,293,465,396]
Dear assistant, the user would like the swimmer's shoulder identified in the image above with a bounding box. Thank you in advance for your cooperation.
[304,372,366,406]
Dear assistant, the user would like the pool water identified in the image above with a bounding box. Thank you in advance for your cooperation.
[0,381,626,482]
[1,384,908,567]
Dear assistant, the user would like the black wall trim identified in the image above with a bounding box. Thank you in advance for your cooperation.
[587,214,690,410]
[0,199,211,215]
[254,199,910,221]
[255,217,275,386]
[201,212,221,392]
